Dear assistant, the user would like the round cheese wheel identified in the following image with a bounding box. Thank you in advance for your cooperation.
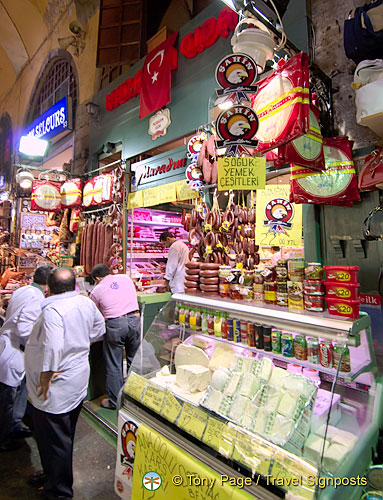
[61,180,82,207]
[83,181,94,207]
[33,183,61,211]
[93,177,104,203]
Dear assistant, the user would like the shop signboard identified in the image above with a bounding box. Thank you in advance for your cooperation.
[0,175,5,190]
[217,156,266,190]
[131,146,187,191]
[255,184,303,247]
[24,97,72,140]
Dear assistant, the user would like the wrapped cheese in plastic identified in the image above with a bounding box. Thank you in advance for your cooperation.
[31,180,62,212]
[69,207,81,233]
[61,179,82,207]
[278,105,325,170]
[251,52,310,153]
[83,179,95,207]
[290,136,361,206]
[93,176,104,204]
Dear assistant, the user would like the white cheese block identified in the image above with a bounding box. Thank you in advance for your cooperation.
[303,433,330,464]
[191,337,210,349]
[277,391,299,418]
[176,364,211,393]
[210,368,230,391]
[238,374,261,399]
[228,395,250,423]
[257,357,273,381]
[241,402,259,429]
[223,372,242,397]
[208,343,236,371]
[149,374,176,389]
[254,407,270,434]
[203,388,224,412]
[313,424,358,447]
[158,365,170,377]
[269,414,294,443]
[323,443,348,473]
[242,356,256,373]
[175,344,209,369]
[269,367,288,386]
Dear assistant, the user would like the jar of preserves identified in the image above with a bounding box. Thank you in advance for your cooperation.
[288,259,305,282]
[229,269,241,300]
[305,262,323,281]
[276,282,288,306]
[264,281,277,304]
[261,266,276,282]
[276,260,288,282]
[241,270,254,300]
[219,265,231,298]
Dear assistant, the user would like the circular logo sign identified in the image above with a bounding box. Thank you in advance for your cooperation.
[265,198,294,224]
[187,135,204,158]
[215,53,258,89]
[216,106,259,142]
[121,421,138,464]
[142,471,162,491]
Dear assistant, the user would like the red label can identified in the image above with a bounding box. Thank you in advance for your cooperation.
[319,341,333,368]
[240,321,248,345]
[247,323,255,347]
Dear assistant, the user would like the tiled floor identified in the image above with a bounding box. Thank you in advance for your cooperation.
[0,413,120,500]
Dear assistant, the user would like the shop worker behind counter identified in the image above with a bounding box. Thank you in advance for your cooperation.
[25,267,105,500]
[90,263,141,410]
[0,265,53,452]
[159,231,189,293]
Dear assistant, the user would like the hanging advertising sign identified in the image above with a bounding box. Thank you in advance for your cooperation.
[24,97,72,140]
[217,156,266,190]
[255,184,303,247]
[148,108,171,140]
[131,146,187,190]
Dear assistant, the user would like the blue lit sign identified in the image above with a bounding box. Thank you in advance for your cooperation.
[25,97,72,140]
[0,175,5,190]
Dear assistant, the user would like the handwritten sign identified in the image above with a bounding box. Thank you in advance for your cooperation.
[124,372,147,401]
[177,403,208,440]
[157,182,176,204]
[218,157,266,191]
[176,180,199,201]
[202,417,224,451]
[161,390,183,423]
[255,184,302,247]
[127,190,143,209]
[141,384,166,413]
[142,186,160,207]
[233,431,275,477]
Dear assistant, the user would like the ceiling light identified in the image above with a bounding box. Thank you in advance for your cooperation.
[16,170,34,190]
[19,135,49,157]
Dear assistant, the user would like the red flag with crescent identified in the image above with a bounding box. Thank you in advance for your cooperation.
[139,31,178,119]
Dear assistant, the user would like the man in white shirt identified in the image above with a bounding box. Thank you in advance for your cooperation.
[159,231,189,293]
[25,268,105,500]
[0,265,52,452]
[270,246,282,267]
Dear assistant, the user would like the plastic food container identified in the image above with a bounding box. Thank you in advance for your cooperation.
[323,266,359,284]
[305,262,323,280]
[303,280,324,295]
[304,295,324,312]
[325,297,360,319]
[324,281,360,300]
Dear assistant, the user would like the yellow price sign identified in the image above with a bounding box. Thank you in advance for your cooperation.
[160,390,183,423]
[127,190,143,209]
[177,403,208,440]
[217,156,266,191]
[143,186,160,207]
[124,372,147,401]
[176,180,199,201]
[233,431,274,476]
[157,182,176,204]
[141,384,166,413]
[202,417,225,451]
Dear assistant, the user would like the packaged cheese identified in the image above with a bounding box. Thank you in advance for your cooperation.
[238,373,262,399]
[210,368,230,391]
[303,433,330,463]
[223,372,242,397]
[267,413,294,444]
[323,443,348,473]
[202,388,224,412]
[228,395,250,422]
[255,357,273,381]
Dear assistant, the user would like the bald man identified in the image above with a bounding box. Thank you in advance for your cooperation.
[25,268,105,500]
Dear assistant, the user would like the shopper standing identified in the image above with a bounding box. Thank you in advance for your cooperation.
[90,263,141,410]
[0,265,52,451]
[270,246,282,266]
[159,231,189,293]
[25,267,105,500]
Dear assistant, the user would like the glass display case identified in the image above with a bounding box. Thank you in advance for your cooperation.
[115,293,383,500]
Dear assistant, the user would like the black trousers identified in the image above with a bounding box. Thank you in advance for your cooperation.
[32,402,83,498]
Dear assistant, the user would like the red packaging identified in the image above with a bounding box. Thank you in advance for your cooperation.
[319,341,333,368]
[324,265,359,284]
[303,280,324,295]
[251,52,310,154]
[278,105,325,170]
[83,179,95,207]
[290,136,361,206]
[61,179,82,208]
[93,174,114,205]
[69,207,81,232]
[324,281,360,299]
[304,295,324,312]
[325,297,360,319]
[31,180,62,212]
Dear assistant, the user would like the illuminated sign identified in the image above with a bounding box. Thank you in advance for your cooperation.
[25,97,72,140]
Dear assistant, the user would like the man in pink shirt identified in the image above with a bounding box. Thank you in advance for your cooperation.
[90,264,140,410]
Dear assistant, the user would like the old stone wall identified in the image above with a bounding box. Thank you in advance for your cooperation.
[310,0,383,150]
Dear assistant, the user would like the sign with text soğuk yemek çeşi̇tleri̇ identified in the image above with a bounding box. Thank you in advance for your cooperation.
[24,97,73,141]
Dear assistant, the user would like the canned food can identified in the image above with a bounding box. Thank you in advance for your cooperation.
[255,324,264,349]
[263,326,272,351]
[281,333,294,358]
[233,320,241,343]
[307,338,320,364]
[271,330,282,354]
[333,343,351,372]
[240,321,248,345]
[319,340,333,368]
[294,335,307,360]
[227,318,234,342]
[247,323,255,347]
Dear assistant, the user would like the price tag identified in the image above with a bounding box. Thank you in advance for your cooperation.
[177,403,208,440]
[176,180,199,201]
[270,458,296,485]
[141,384,166,413]
[127,191,143,209]
[233,431,274,476]
[202,417,225,451]
[161,390,183,423]
[158,182,176,204]
[217,157,266,191]
[124,372,147,401]
[143,186,160,207]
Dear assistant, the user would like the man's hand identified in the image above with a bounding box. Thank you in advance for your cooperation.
[37,371,62,400]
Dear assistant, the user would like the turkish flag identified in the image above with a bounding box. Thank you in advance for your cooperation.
[139,31,178,119]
